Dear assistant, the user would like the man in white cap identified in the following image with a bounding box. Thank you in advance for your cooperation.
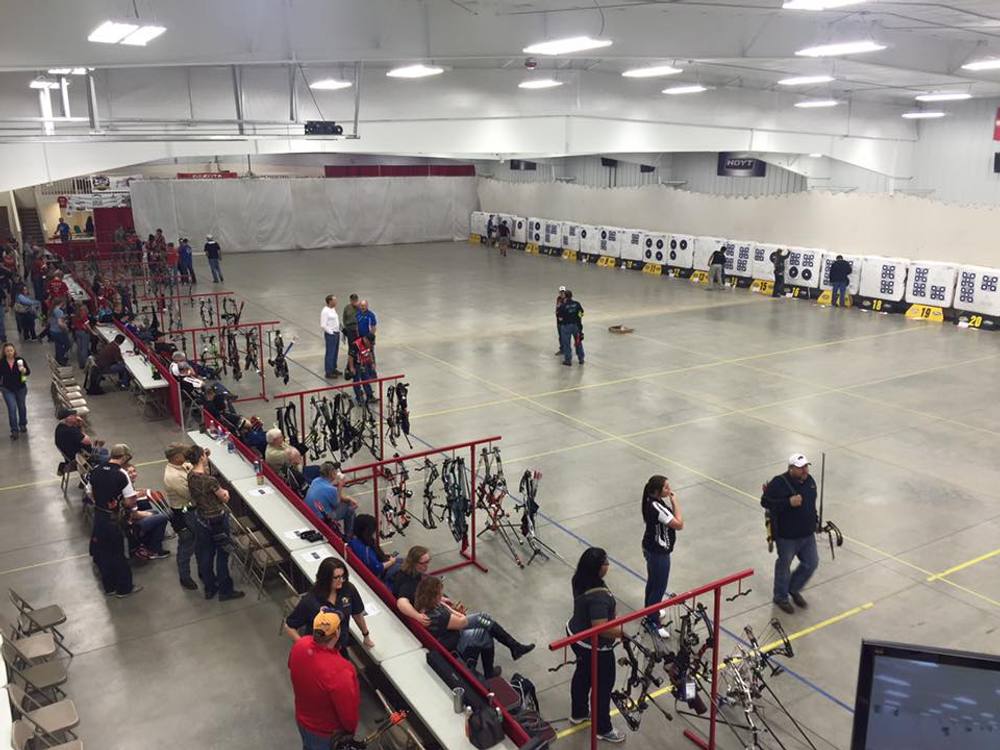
[760,453,819,615]
[553,285,567,356]
[204,234,223,283]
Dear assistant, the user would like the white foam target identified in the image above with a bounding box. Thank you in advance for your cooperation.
[785,247,824,289]
[621,229,644,262]
[751,243,781,281]
[598,227,622,258]
[527,217,546,244]
[953,265,1000,316]
[817,253,862,295]
[560,222,580,251]
[666,234,694,268]
[905,261,957,307]
[470,211,488,237]
[725,240,754,278]
[542,220,562,248]
[693,236,726,271]
[859,256,908,302]
[641,233,668,264]
[511,216,527,244]
[578,224,601,255]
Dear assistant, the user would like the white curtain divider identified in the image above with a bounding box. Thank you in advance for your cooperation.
[130,176,478,251]
[477,178,1000,266]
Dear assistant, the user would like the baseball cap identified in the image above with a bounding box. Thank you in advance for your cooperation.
[110,443,133,460]
[312,609,341,638]
[558,285,567,292]
[788,453,810,468]
[206,234,214,240]
[56,407,77,420]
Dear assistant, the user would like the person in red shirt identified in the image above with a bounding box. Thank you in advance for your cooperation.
[71,303,94,369]
[288,609,360,750]
[46,271,69,303]
[164,242,179,286]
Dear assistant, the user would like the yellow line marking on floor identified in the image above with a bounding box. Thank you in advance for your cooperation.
[927,547,1000,581]
[404,342,1000,611]
[0,553,90,576]
[0,458,167,493]
[761,602,875,654]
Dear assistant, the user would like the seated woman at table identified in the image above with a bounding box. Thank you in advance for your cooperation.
[414,575,535,678]
[348,514,401,581]
[284,557,374,652]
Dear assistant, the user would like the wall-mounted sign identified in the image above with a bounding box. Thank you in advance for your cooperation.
[717,153,767,178]
[176,171,238,179]
[92,174,140,191]
[66,193,131,210]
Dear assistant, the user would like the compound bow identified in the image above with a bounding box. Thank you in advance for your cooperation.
[441,456,470,545]
[379,456,412,540]
[611,635,674,731]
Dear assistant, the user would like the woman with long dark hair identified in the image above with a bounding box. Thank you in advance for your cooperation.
[641,475,684,638]
[567,547,625,743]
[348,513,401,581]
[284,557,374,651]
[0,342,30,439]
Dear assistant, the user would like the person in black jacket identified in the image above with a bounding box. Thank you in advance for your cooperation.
[771,249,788,298]
[828,255,852,308]
[708,247,727,289]
[204,234,223,283]
[556,290,585,367]
[0,342,30,439]
[641,475,684,638]
[761,453,819,614]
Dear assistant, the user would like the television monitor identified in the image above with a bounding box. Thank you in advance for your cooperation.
[851,640,1000,749]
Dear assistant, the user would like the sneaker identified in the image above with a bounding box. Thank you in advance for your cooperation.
[180,579,198,591]
[148,550,171,560]
[568,716,589,726]
[598,729,627,743]
[790,592,808,609]
[655,626,671,639]
[562,361,572,367]
[204,589,217,600]
[10,432,18,441]
[554,351,563,357]
[219,590,246,601]
[115,585,144,598]
[774,599,795,615]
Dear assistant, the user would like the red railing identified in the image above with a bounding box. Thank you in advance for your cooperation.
[549,568,755,750]
[198,412,529,747]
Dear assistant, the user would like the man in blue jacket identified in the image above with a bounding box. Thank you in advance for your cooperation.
[178,238,196,284]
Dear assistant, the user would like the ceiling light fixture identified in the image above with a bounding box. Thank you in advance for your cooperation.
[796,40,886,57]
[88,21,140,44]
[914,92,971,102]
[778,75,835,85]
[783,0,867,9]
[901,111,946,119]
[309,78,353,90]
[622,64,683,78]
[795,99,839,108]
[518,78,563,89]
[29,77,60,90]
[663,84,707,95]
[386,63,445,78]
[48,67,91,76]
[962,58,1000,71]
[808,152,823,157]
[119,25,166,46]
[522,36,613,56]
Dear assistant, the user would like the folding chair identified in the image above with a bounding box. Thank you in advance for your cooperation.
[7,683,79,742]
[9,589,72,658]
[3,642,68,703]
[76,454,94,520]
[57,454,78,500]
[248,543,287,600]
[277,571,302,635]
[0,614,58,664]
[12,719,82,750]
[228,514,263,572]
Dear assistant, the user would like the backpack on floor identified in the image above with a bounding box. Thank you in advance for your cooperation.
[509,673,539,715]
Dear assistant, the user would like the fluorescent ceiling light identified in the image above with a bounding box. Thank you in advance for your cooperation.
[941,704,959,710]
[522,36,612,56]
[808,152,823,157]
[29,77,60,90]
[622,64,683,78]
[778,75,835,86]
[309,78,352,90]
[962,58,1000,71]
[796,40,886,57]
[915,92,971,102]
[48,67,89,76]
[386,64,444,78]
[120,25,167,46]
[955,697,978,705]
[884,690,910,698]
[518,78,563,89]
[902,111,945,119]
[928,709,943,715]
[88,21,139,44]
[795,99,839,108]
[783,0,867,9]
[663,84,707,95]
[875,676,909,687]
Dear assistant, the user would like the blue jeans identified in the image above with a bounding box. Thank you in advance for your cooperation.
[105,361,131,386]
[558,323,584,364]
[643,549,671,627]
[297,724,332,750]
[75,329,90,368]
[208,257,223,282]
[51,330,70,365]
[352,363,375,402]
[773,535,819,603]
[172,508,197,583]
[831,282,848,307]
[194,514,234,596]
[324,501,356,537]
[1,387,28,433]
[324,331,340,376]
[383,557,402,581]
[457,612,496,653]
[136,511,169,554]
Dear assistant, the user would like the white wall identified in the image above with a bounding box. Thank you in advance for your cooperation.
[478,178,1000,266]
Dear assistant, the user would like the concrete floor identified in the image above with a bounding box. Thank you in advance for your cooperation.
[3,241,1000,750]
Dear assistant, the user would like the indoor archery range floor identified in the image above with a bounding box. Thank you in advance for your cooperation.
[3,240,1000,750]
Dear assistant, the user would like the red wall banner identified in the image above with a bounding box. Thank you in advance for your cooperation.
[324,164,475,178]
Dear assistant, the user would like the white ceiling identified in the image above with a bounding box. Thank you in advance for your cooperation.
[0,0,999,103]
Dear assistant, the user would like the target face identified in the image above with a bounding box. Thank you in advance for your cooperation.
[953,264,1000,315]
[666,234,693,268]
[860,256,908,302]
[785,247,823,289]
[819,254,862,294]
[905,261,957,307]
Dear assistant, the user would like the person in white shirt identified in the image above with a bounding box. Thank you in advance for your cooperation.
[321,295,341,379]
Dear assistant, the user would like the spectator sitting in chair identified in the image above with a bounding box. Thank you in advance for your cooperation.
[203,383,243,432]
[54,407,108,466]
[348,514,401,581]
[124,464,171,561]
[265,428,303,474]
[170,351,204,393]
[284,557,374,652]
[304,461,358,538]
[94,334,131,387]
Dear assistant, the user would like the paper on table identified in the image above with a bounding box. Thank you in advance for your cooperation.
[246,485,274,496]
[283,528,312,541]
[294,548,326,565]
[363,599,381,617]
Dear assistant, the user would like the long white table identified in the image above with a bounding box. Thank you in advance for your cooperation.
[95,323,167,391]
[230,476,319,552]
[187,430,259,481]
[64,274,88,303]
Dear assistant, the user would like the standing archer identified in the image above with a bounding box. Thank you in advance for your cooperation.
[761,453,818,615]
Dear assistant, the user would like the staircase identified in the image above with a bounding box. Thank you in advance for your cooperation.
[17,206,44,246]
